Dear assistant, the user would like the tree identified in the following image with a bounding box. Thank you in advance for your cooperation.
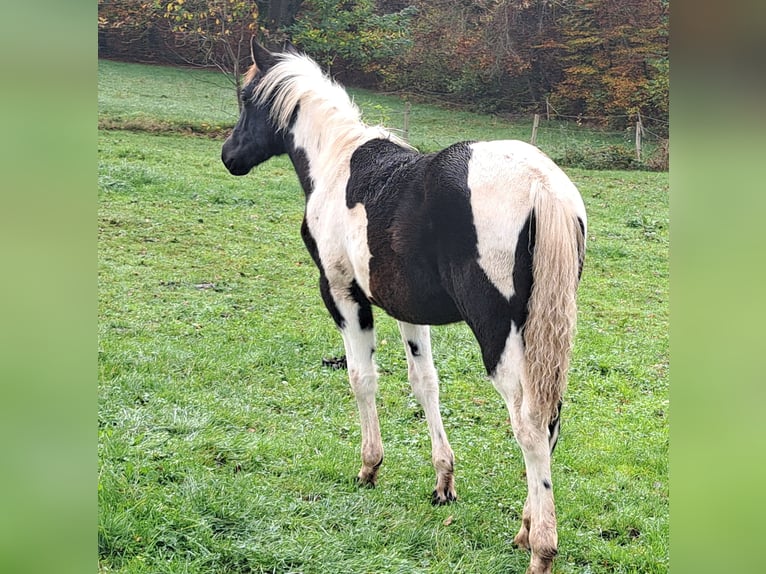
[396,1,561,111]
[162,0,262,109]
[287,0,416,79]
[257,0,305,32]
[551,0,668,128]
[100,0,669,126]
[98,0,170,62]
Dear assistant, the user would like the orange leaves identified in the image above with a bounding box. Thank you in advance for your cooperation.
[552,0,668,121]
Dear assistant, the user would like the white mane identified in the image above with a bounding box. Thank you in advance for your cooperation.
[252,52,358,134]
[251,51,412,188]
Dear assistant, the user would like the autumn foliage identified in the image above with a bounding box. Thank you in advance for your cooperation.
[99,0,668,130]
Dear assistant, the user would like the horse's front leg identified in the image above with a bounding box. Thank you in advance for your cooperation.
[347,320,383,487]
[324,278,383,486]
[397,322,456,504]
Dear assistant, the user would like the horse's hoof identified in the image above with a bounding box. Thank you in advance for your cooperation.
[321,355,347,370]
[355,475,376,488]
[526,550,556,574]
[431,487,457,506]
[356,456,383,488]
[355,469,378,488]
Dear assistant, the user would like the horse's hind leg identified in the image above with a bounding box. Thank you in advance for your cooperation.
[492,327,558,574]
[397,321,456,504]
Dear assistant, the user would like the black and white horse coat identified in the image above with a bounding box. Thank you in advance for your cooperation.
[222,42,586,574]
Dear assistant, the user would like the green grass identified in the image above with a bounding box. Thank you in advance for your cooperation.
[98,61,668,573]
[98,60,239,135]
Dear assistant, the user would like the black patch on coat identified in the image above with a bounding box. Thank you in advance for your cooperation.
[301,218,345,328]
[349,279,374,331]
[576,216,586,280]
[285,130,314,197]
[548,399,562,454]
[346,140,472,325]
[542,479,551,490]
[301,218,373,332]
[510,212,536,339]
[445,213,536,375]
[407,340,421,357]
[346,138,538,376]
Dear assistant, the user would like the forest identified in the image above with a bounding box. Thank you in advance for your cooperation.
[98,0,668,135]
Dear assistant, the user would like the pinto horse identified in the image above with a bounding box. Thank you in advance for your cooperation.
[222,41,586,574]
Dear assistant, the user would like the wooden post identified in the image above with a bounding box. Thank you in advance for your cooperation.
[531,113,540,146]
[635,113,643,162]
[545,97,551,121]
[403,102,411,142]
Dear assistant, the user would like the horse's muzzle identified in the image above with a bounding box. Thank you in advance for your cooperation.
[221,142,251,176]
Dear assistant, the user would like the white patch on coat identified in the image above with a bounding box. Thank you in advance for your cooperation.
[346,203,373,297]
[303,181,372,300]
[467,140,586,299]
[490,324,525,407]
[304,190,349,286]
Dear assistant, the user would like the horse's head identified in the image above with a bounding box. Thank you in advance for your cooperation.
[221,40,287,176]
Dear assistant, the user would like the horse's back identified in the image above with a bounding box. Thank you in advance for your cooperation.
[345,139,460,324]
[464,140,585,223]
[343,137,584,327]
[421,139,584,222]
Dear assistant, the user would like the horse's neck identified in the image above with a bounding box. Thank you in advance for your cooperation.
[285,141,314,198]
[286,113,392,198]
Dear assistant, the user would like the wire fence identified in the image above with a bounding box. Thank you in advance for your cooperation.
[384,103,668,171]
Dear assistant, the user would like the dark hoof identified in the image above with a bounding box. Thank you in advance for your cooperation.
[355,476,376,489]
[355,456,383,488]
[431,488,457,506]
[321,355,347,370]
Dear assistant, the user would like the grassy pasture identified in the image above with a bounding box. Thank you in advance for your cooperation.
[98,60,668,573]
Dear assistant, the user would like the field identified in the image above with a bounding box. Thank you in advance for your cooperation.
[98,60,669,573]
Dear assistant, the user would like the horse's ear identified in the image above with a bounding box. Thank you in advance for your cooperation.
[251,37,276,70]
[282,39,298,54]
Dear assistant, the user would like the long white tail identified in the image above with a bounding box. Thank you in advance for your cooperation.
[524,180,585,422]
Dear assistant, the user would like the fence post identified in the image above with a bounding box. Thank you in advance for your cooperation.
[403,102,411,142]
[531,113,540,146]
[545,97,551,121]
[635,112,644,162]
